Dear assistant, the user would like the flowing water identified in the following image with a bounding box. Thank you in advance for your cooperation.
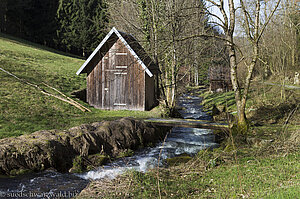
[0,94,219,198]
[0,171,87,198]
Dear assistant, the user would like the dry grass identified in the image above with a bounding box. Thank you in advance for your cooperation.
[76,123,299,198]
[79,176,135,198]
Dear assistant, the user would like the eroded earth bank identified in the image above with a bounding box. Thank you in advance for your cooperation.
[0,118,170,176]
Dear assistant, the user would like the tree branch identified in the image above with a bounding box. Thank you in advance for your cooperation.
[0,67,91,112]
[257,0,281,41]
[42,83,91,112]
[239,0,253,40]
[228,0,236,35]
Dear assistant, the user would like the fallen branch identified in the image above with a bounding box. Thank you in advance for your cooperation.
[40,90,86,112]
[42,82,91,112]
[282,104,298,136]
[0,67,90,112]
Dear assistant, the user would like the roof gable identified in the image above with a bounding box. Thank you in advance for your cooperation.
[76,27,156,77]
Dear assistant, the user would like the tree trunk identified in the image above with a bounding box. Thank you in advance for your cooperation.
[227,35,248,133]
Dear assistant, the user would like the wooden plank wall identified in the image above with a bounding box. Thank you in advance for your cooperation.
[145,73,156,110]
[209,65,232,91]
[125,39,145,110]
[87,39,146,110]
[209,65,231,81]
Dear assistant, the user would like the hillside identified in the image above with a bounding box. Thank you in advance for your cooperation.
[0,34,160,138]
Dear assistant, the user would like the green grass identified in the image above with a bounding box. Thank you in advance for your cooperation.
[0,33,161,138]
[78,150,300,198]
[199,90,259,114]
[130,153,299,198]
[200,90,236,113]
[265,185,300,199]
[199,153,300,198]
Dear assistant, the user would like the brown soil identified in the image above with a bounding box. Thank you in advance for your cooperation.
[0,118,170,176]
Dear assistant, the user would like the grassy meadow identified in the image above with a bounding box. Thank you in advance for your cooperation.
[0,33,161,138]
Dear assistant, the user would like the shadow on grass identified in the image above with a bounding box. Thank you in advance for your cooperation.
[250,103,298,124]
[0,33,84,60]
[201,91,236,111]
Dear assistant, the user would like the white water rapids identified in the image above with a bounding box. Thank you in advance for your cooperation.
[78,94,219,180]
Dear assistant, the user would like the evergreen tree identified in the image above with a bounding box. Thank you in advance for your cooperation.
[57,0,108,56]
[1,0,58,48]
[24,0,58,47]
[56,0,77,52]
[5,0,32,36]
[0,0,8,32]
[1,0,109,56]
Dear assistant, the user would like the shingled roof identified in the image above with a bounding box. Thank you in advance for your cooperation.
[76,27,158,77]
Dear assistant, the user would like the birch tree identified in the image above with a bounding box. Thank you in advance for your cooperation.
[206,0,281,133]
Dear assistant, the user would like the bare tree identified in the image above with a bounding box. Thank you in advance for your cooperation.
[206,0,281,133]
[258,0,299,100]
[107,0,218,115]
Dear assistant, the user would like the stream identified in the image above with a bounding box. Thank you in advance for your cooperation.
[0,94,219,198]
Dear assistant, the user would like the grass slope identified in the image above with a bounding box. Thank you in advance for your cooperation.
[0,34,160,138]
[199,82,300,126]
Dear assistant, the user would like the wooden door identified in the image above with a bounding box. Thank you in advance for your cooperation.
[102,43,129,109]
[112,72,127,106]
[112,51,128,108]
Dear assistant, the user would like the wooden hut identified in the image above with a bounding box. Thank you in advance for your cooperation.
[76,27,159,111]
[209,65,232,92]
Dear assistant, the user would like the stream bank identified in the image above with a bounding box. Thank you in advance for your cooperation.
[0,118,170,176]
[77,89,300,198]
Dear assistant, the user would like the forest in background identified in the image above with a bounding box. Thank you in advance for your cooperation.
[0,0,108,56]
